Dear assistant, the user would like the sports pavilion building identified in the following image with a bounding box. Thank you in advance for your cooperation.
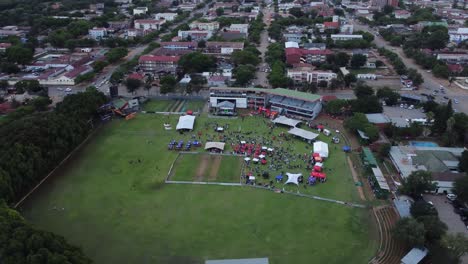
[209,87,323,120]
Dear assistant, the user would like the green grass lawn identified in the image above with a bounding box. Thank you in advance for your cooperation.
[350,68,377,75]
[20,114,377,264]
[183,100,206,112]
[142,100,174,112]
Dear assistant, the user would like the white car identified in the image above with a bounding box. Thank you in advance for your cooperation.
[447,194,457,201]
[454,99,459,104]
[65,88,72,92]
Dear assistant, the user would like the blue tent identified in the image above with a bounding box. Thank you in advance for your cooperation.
[342,146,351,152]
[275,174,283,181]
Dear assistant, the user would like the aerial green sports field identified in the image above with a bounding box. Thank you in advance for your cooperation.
[20,113,377,264]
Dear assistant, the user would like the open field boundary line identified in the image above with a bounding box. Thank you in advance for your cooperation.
[14,126,102,209]
[166,152,181,182]
[368,207,384,264]
[166,181,242,186]
[247,185,367,208]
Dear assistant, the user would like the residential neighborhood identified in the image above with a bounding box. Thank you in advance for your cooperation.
[1,0,468,264]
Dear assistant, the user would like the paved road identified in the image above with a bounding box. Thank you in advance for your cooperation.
[253,7,273,88]
[348,17,468,114]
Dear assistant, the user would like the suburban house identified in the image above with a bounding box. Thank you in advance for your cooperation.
[331,34,363,41]
[204,42,244,55]
[189,21,220,31]
[88,27,107,40]
[0,42,12,53]
[287,67,337,86]
[133,6,148,15]
[134,19,166,31]
[227,24,249,35]
[394,10,411,19]
[154,13,178,21]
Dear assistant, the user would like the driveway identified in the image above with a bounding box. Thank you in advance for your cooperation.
[423,194,467,235]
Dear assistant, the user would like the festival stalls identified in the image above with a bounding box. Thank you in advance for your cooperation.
[288,127,319,143]
[272,115,301,127]
[285,173,302,185]
[313,141,329,158]
[205,142,225,153]
[311,171,326,179]
[312,153,323,162]
[313,162,323,172]
[176,115,196,131]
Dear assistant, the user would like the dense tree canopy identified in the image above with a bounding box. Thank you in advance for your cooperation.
[178,52,217,74]
[393,217,426,248]
[400,170,437,199]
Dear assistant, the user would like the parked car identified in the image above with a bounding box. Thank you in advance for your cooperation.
[65,88,72,92]
[443,96,449,100]
[447,194,457,201]
[454,99,459,104]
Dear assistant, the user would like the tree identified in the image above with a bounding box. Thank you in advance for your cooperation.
[268,61,288,88]
[188,74,206,94]
[234,65,256,86]
[92,60,108,73]
[393,217,426,248]
[106,47,128,63]
[30,96,52,111]
[378,143,391,158]
[459,151,468,173]
[350,54,367,69]
[443,233,468,260]
[324,99,349,115]
[0,80,9,91]
[433,64,449,79]
[110,70,124,84]
[376,87,400,106]
[125,78,142,94]
[400,170,437,199]
[14,80,42,93]
[144,75,153,95]
[344,73,357,87]
[289,7,304,17]
[411,200,438,218]
[178,52,217,74]
[216,7,224,16]
[418,215,447,243]
[335,52,351,67]
[197,40,206,48]
[353,83,374,98]
[231,50,260,66]
[407,68,424,86]
[383,5,394,14]
[160,75,177,94]
[5,46,33,65]
[425,29,449,50]
[453,174,468,204]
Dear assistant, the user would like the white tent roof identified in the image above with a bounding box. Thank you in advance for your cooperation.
[285,41,299,48]
[371,167,390,190]
[313,141,329,158]
[285,173,302,185]
[272,116,302,127]
[176,115,196,130]
[204,142,225,150]
[288,127,319,141]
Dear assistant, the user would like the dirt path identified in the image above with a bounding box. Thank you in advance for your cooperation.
[208,156,222,180]
[195,155,209,181]
[347,156,366,201]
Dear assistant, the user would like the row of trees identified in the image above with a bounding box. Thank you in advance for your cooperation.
[0,88,107,263]
[378,48,424,86]
[232,45,261,86]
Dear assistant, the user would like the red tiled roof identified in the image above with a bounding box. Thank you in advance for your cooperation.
[324,22,339,28]
[64,66,88,78]
[128,73,144,80]
[0,43,12,48]
[447,64,463,73]
[322,95,338,102]
[139,55,180,62]
[285,48,332,56]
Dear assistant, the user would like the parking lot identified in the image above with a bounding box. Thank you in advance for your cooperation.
[424,194,467,234]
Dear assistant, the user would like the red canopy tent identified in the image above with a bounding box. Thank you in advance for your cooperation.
[311,171,326,178]
[317,125,324,131]
[314,156,323,162]
[312,153,320,157]
[261,159,267,165]
[186,110,193,115]
[313,166,322,172]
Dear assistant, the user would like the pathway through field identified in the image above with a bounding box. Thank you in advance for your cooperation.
[208,156,222,180]
[196,155,209,181]
[347,157,366,201]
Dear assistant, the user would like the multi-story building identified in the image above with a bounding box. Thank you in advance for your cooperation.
[228,24,249,35]
[88,27,107,40]
[449,28,468,44]
[436,53,468,65]
[283,33,304,42]
[134,19,166,31]
[189,21,220,31]
[287,67,337,86]
[331,34,363,41]
[285,48,333,64]
[208,87,323,120]
[178,30,212,41]
[340,24,354,34]
[0,42,12,53]
[160,42,197,50]
[204,42,244,55]
[138,55,180,72]
[154,13,178,21]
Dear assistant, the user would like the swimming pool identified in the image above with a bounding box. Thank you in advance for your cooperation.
[409,141,439,147]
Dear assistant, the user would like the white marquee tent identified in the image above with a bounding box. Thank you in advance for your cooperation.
[313,141,329,158]
[284,173,302,185]
[272,116,302,127]
[176,115,196,130]
[288,127,319,141]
